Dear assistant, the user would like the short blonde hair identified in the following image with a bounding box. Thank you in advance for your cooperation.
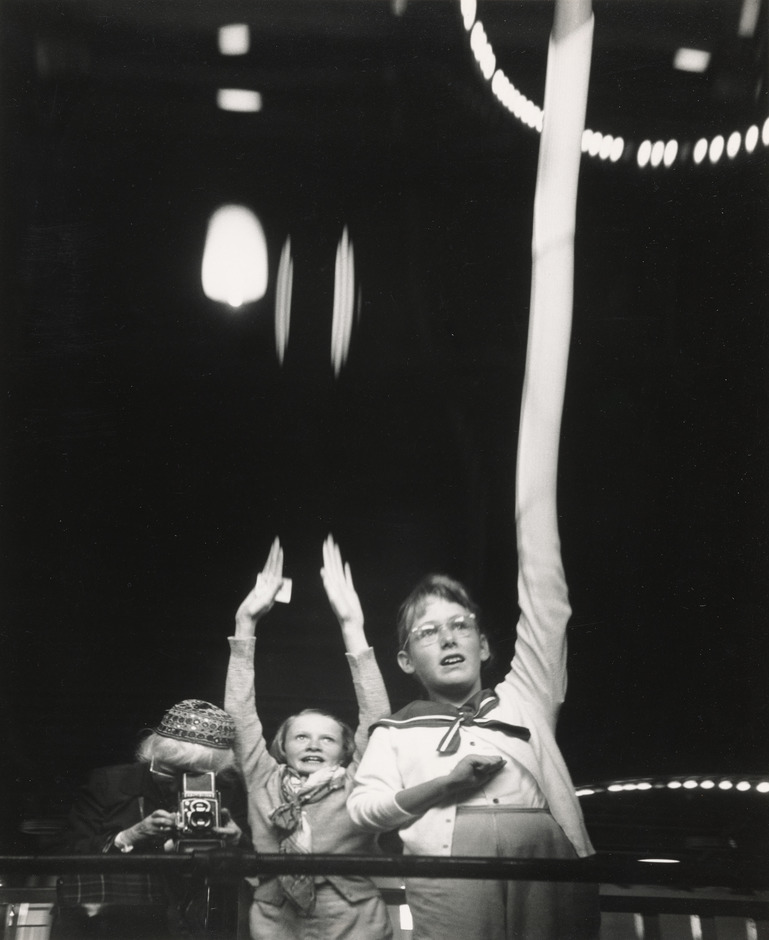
[136,732,236,775]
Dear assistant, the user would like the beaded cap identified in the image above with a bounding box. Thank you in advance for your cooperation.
[156,700,235,750]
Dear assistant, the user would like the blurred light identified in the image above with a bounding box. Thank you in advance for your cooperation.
[757,782,769,793]
[460,0,477,31]
[683,780,698,789]
[736,781,751,791]
[217,89,262,113]
[331,227,356,377]
[738,0,761,37]
[218,24,250,56]
[637,782,652,790]
[201,205,268,307]
[663,140,678,167]
[623,783,638,791]
[667,781,682,789]
[700,780,715,789]
[745,125,759,152]
[608,785,623,792]
[274,237,293,366]
[640,858,681,864]
[470,22,495,79]
[718,780,733,790]
[458,19,767,170]
[726,131,741,158]
[673,48,711,73]
[576,788,596,797]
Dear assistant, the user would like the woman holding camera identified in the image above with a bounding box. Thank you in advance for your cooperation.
[53,699,246,939]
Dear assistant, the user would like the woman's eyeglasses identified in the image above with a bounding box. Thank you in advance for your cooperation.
[403,613,477,649]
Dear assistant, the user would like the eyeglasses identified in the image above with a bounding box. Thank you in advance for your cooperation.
[403,613,478,649]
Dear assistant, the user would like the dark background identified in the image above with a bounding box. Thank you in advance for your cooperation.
[0,0,767,845]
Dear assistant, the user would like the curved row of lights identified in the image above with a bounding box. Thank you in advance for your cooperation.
[460,0,769,170]
[575,775,769,798]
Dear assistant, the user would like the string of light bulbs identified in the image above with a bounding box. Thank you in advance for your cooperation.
[459,0,769,170]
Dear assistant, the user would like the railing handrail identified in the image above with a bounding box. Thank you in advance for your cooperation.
[0,853,767,890]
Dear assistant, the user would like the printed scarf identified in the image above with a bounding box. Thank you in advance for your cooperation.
[269,765,346,914]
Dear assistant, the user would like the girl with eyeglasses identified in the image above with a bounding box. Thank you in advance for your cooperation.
[347,7,598,934]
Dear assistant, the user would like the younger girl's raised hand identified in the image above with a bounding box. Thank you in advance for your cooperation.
[321,535,366,653]
[235,537,285,637]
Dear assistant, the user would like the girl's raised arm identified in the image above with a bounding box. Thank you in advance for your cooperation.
[225,538,287,785]
[320,534,390,760]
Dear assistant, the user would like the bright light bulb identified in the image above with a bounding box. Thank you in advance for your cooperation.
[637,140,652,168]
[693,138,708,164]
[727,131,741,158]
[709,135,724,163]
[201,205,268,307]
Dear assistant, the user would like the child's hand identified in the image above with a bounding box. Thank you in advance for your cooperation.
[321,534,364,635]
[445,755,506,796]
[235,537,285,636]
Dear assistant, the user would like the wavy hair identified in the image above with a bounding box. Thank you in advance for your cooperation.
[136,732,236,776]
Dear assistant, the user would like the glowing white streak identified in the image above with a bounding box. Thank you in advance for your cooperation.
[275,237,293,366]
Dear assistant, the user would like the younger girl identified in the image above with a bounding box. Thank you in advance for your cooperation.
[225,535,393,940]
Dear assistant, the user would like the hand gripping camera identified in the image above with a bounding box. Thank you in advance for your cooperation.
[175,772,224,853]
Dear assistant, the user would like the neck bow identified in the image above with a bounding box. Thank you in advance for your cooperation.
[370,689,530,755]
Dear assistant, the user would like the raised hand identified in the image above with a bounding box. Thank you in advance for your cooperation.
[235,537,285,637]
[321,534,367,654]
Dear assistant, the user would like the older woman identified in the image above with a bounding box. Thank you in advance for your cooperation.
[53,699,246,940]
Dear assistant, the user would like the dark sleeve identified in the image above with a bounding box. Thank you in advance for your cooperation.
[63,766,142,854]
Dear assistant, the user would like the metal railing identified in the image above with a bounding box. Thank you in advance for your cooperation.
[1,852,767,889]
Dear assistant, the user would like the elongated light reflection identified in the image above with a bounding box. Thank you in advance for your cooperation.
[275,237,293,365]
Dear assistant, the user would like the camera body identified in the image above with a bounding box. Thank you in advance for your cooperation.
[175,771,224,853]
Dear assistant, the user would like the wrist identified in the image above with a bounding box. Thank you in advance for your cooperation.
[234,616,258,637]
